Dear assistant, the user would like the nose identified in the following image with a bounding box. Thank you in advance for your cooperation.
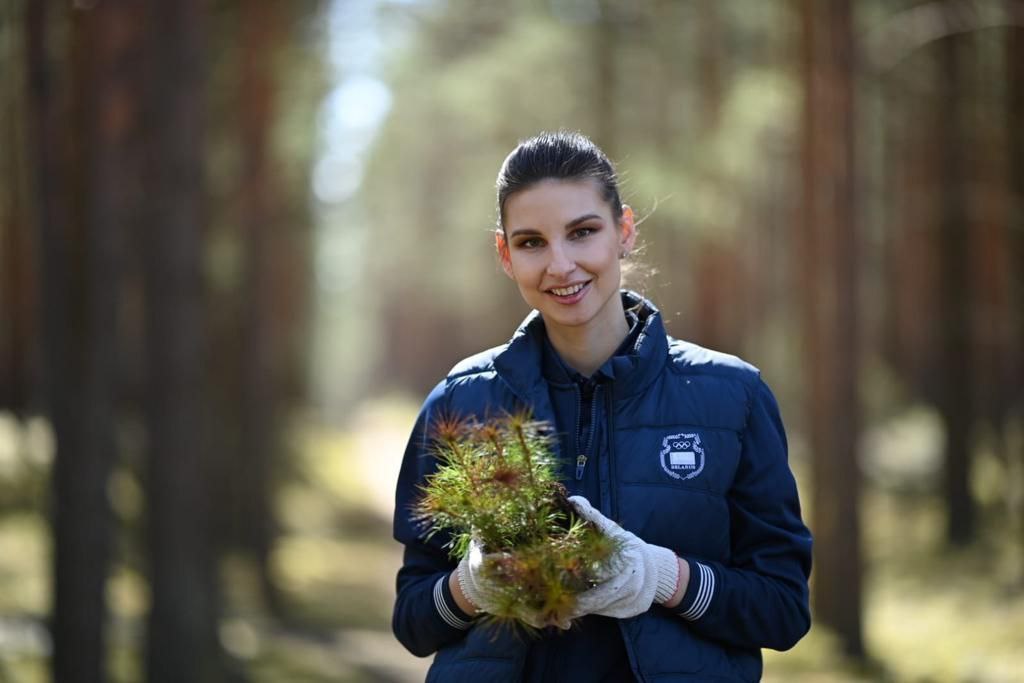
[546,241,574,277]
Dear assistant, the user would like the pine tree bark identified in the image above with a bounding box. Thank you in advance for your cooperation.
[26,2,99,679]
[1010,30,1024,402]
[141,0,223,680]
[237,0,285,617]
[1,0,35,414]
[799,0,864,659]
[29,1,141,679]
[935,33,976,546]
[1007,26,1024,582]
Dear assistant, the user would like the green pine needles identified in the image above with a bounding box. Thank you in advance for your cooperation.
[414,411,618,630]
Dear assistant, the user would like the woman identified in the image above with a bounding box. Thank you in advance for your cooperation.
[392,131,812,682]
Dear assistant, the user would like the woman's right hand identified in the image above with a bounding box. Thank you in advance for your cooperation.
[450,544,483,616]
[454,539,492,615]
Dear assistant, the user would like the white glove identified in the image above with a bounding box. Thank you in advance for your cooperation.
[455,539,495,614]
[567,496,680,620]
[455,540,554,629]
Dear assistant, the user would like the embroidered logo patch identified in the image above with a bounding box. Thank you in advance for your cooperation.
[660,433,705,481]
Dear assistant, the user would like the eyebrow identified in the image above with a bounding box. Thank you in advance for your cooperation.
[507,213,604,240]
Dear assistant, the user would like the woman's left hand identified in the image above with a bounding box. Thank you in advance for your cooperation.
[567,496,686,620]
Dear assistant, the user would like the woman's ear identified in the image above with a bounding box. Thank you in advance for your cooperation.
[619,205,638,254]
[495,230,514,279]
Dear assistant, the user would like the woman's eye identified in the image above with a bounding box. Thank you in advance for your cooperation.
[571,227,596,240]
[517,237,544,249]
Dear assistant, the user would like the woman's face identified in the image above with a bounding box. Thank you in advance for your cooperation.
[498,178,636,334]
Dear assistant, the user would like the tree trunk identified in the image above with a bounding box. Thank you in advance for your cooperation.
[1007,26,1024,585]
[25,3,96,679]
[882,70,941,403]
[27,3,109,681]
[935,32,976,546]
[29,0,143,679]
[1008,33,1024,402]
[1,0,35,415]
[237,0,285,617]
[141,0,223,680]
[799,0,864,659]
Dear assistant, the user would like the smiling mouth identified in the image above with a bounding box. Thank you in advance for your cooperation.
[547,281,591,297]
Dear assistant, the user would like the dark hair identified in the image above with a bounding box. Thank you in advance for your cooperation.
[496,131,623,229]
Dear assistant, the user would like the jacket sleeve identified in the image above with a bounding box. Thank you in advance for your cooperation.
[392,381,477,657]
[666,377,813,651]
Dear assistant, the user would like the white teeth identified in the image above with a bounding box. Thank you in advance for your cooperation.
[551,283,586,297]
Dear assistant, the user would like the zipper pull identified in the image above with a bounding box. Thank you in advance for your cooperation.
[576,454,587,480]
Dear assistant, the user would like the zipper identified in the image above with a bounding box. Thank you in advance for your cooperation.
[573,383,583,480]
[575,383,600,480]
[604,384,616,519]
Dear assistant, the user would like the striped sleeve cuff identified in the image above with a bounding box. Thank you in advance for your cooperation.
[671,559,716,621]
[433,574,474,630]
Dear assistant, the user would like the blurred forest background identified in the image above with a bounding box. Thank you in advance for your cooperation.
[1,0,1023,681]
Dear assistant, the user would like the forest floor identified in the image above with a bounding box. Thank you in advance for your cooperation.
[0,401,1023,682]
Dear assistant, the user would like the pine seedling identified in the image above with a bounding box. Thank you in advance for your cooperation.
[414,411,618,630]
